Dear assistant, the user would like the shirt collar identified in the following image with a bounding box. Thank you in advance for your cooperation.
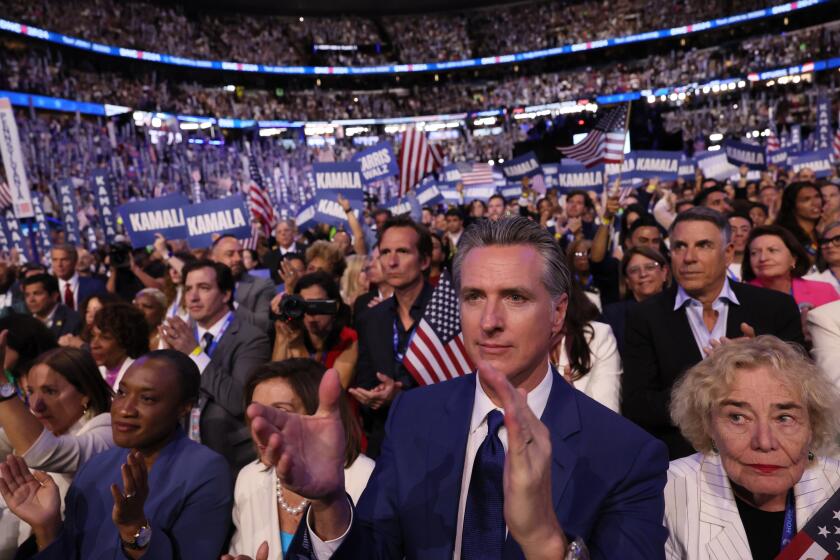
[470,364,553,435]
[60,273,79,290]
[674,277,740,311]
[197,310,233,339]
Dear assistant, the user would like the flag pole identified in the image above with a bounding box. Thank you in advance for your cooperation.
[615,101,632,188]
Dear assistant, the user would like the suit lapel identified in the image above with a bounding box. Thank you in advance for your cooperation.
[793,460,832,531]
[698,454,753,559]
[235,276,253,306]
[426,374,474,559]
[663,287,703,364]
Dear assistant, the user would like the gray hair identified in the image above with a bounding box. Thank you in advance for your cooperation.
[820,221,840,239]
[276,218,296,231]
[50,243,78,261]
[452,217,570,300]
[669,206,732,246]
[670,335,840,455]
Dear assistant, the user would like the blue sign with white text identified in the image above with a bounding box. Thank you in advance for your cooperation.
[352,142,399,185]
[501,152,541,180]
[184,194,251,248]
[724,140,767,170]
[118,194,189,247]
[312,161,365,199]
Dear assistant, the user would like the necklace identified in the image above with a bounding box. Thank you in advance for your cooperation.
[275,473,308,516]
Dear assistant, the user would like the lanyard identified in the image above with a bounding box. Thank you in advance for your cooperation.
[194,312,234,358]
[780,489,796,549]
[393,318,417,364]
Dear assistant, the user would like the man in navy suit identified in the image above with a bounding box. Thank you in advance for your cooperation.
[248,217,669,560]
[51,243,106,311]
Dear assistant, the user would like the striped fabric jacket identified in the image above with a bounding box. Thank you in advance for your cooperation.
[664,452,840,559]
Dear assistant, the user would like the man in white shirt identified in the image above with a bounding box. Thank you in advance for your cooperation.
[247,217,669,560]
[160,259,270,472]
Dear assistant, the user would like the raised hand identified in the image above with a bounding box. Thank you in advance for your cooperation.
[111,450,149,538]
[160,316,199,355]
[247,368,346,503]
[221,541,270,560]
[0,455,61,537]
[479,364,567,559]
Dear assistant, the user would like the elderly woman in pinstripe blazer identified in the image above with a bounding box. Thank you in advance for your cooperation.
[663,336,840,560]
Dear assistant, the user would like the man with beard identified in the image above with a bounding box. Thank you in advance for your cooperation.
[211,235,275,332]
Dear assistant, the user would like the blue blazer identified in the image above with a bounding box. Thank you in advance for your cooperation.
[291,368,668,560]
[34,428,232,560]
[77,276,107,308]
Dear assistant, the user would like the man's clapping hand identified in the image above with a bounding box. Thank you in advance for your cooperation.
[348,373,403,410]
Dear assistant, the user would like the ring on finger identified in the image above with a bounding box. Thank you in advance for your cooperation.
[125,492,136,499]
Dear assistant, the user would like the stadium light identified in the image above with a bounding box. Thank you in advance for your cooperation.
[709,133,723,142]
[487,160,494,166]
[792,75,801,84]
[737,80,746,88]
[708,145,721,151]
[498,158,505,164]
[179,122,199,130]
[647,95,656,103]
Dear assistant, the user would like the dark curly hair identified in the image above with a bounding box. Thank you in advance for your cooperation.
[92,302,150,359]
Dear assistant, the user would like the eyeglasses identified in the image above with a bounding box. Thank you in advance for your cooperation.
[819,234,840,248]
[626,262,662,277]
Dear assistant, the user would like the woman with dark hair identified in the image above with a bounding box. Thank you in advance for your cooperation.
[0,345,114,555]
[550,282,622,412]
[57,292,121,349]
[241,249,261,272]
[271,272,357,388]
[601,246,670,358]
[774,182,824,262]
[226,359,374,560]
[742,224,838,311]
[161,251,197,320]
[428,232,448,287]
[90,302,150,389]
[0,315,57,380]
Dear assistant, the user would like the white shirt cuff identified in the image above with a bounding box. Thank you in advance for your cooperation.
[190,352,211,374]
[306,497,353,560]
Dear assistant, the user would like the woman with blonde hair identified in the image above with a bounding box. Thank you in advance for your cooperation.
[664,336,840,559]
[340,254,368,309]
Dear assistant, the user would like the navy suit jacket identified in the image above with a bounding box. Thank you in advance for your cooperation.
[290,368,669,559]
[77,276,106,308]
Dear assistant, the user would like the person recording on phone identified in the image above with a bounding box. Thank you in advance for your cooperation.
[270,271,357,389]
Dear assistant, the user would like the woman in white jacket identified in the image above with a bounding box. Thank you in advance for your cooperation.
[551,282,622,412]
[0,342,114,557]
[227,358,374,560]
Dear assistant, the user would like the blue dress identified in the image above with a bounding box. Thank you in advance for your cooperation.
[34,427,232,559]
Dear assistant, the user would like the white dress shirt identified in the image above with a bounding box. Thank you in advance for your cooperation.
[190,310,233,374]
[58,273,80,310]
[674,278,740,356]
[0,292,12,310]
[307,365,554,560]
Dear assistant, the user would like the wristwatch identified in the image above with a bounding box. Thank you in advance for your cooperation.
[121,523,152,550]
[0,381,17,402]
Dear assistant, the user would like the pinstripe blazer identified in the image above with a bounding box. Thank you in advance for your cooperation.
[664,452,840,559]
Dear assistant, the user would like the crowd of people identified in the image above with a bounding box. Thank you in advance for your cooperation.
[2,20,837,124]
[7,0,771,66]
[0,149,839,558]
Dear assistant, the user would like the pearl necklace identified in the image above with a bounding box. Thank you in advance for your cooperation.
[275,473,308,516]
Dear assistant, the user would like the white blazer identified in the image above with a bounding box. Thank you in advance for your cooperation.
[554,321,622,412]
[664,452,840,559]
[98,357,134,390]
[229,454,375,559]
[807,300,840,388]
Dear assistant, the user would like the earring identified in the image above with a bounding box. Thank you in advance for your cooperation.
[808,450,815,462]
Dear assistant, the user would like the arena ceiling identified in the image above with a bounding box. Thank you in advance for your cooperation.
[179,0,526,15]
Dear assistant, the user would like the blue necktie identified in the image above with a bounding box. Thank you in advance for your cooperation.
[461,409,506,560]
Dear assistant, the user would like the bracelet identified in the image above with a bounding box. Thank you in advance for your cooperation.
[3,369,14,384]
[190,346,202,357]
[601,217,612,226]
[565,537,589,560]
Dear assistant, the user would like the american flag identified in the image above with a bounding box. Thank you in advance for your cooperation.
[403,271,474,386]
[247,152,275,237]
[242,221,261,251]
[767,120,781,153]
[458,162,495,186]
[0,181,11,210]
[832,128,840,162]
[775,488,840,560]
[557,103,629,168]
[399,128,443,196]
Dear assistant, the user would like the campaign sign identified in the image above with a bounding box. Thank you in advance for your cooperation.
[501,152,541,180]
[557,162,606,192]
[90,169,119,242]
[630,151,681,180]
[352,142,398,185]
[440,187,462,205]
[56,179,81,245]
[415,181,444,207]
[119,194,189,247]
[678,156,696,180]
[31,193,52,263]
[184,194,251,248]
[384,197,414,217]
[789,125,802,152]
[789,149,833,179]
[724,140,766,170]
[464,185,497,203]
[312,161,364,200]
[815,97,832,151]
[440,164,462,184]
[295,199,319,231]
[766,148,790,168]
[500,183,523,200]
[541,164,560,188]
[312,192,363,228]
[695,150,738,181]
[2,208,34,262]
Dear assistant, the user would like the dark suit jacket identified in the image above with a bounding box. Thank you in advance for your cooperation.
[0,286,26,318]
[291,369,669,559]
[263,244,308,284]
[199,312,272,473]
[77,276,106,308]
[235,273,276,332]
[354,283,434,457]
[622,282,804,459]
[49,304,83,338]
[599,298,637,360]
